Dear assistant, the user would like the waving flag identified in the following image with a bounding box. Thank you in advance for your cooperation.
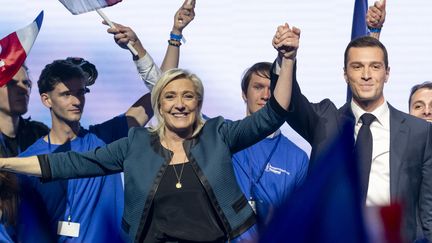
[351,0,369,39]
[0,11,43,87]
[58,0,122,15]
[58,0,138,55]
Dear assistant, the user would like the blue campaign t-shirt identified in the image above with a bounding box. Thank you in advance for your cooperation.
[231,133,309,242]
[16,115,128,243]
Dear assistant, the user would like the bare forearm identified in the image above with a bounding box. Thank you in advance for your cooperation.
[1,156,42,177]
[161,0,196,72]
[273,57,294,111]
[126,92,153,128]
[131,40,147,61]
[271,23,300,111]
[369,31,381,40]
[161,45,180,72]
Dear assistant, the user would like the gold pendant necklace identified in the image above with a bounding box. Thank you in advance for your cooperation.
[165,139,188,189]
[173,162,186,189]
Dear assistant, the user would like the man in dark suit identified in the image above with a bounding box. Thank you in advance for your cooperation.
[272,27,432,241]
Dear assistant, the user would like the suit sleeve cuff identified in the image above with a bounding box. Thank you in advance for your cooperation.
[38,154,52,182]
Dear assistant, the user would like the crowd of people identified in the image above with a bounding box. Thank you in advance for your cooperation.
[0,0,431,242]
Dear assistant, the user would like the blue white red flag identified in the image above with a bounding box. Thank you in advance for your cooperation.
[58,0,123,15]
[0,11,43,87]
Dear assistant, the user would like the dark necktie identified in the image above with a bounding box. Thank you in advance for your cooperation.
[354,113,376,203]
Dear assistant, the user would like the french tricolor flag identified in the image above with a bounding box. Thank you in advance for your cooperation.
[0,11,43,87]
[59,0,122,15]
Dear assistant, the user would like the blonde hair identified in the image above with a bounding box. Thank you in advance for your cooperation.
[149,68,205,139]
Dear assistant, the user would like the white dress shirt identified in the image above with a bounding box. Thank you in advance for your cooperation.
[351,100,390,206]
[134,52,162,90]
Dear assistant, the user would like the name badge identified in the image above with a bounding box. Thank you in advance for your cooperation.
[57,221,80,237]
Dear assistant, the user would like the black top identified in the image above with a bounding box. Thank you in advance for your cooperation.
[0,117,48,226]
[0,117,48,158]
[141,162,225,243]
[1,134,19,157]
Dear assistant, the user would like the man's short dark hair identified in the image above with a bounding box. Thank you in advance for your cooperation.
[408,81,432,108]
[241,62,272,94]
[37,60,86,94]
[344,36,389,69]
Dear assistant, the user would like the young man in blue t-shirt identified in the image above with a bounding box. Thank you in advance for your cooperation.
[230,62,309,241]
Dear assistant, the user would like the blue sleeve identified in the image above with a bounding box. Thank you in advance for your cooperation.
[295,151,309,190]
[19,147,43,158]
[88,114,129,144]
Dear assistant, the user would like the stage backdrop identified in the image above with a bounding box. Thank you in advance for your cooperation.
[1,0,432,154]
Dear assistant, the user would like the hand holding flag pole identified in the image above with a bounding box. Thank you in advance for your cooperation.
[96,9,138,56]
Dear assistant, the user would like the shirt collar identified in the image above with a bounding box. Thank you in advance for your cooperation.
[267,129,281,139]
[350,100,390,127]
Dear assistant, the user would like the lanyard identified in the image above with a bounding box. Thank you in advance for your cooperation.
[47,133,75,223]
[247,134,281,200]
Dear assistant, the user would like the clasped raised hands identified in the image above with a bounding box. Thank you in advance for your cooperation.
[272,23,301,61]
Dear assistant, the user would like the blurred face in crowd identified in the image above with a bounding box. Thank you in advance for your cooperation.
[159,78,199,137]
[243,73,271,116]
[41,78,87,124]
[0,67,32,116]
[409,88,432,122]
[344,47,390,111]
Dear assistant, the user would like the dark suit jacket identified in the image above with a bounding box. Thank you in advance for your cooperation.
[274,70,432,242]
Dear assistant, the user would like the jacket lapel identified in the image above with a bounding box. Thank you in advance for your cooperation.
[388,105,409,200]
[338,103,356,146]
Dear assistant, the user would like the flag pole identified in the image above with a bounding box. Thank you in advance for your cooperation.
[96,9,138,56]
